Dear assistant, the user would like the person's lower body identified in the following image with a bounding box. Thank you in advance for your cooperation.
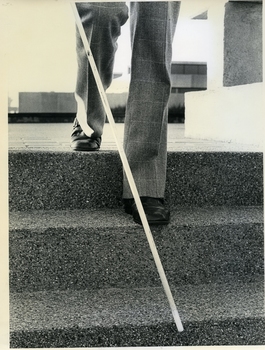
[72,2,180,225]
[71,2,128,151]
[123,2,180,224]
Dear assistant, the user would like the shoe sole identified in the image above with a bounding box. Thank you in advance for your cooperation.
[125,209,170,225]
[71,138,101,152]
[133,217,170,226]
[124,204,170,225]
[71,146,100,152]
[133,219,169,226]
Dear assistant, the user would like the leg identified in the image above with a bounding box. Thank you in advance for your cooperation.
[123,2,180,200]
[72,2,128,150]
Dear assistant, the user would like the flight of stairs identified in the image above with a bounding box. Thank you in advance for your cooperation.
[9,149,264,347]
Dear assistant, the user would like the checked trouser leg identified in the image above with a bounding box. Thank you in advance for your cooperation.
[123,2,180,198]
[75,2,128,138]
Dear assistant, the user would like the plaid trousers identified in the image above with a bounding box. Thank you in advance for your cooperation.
[76,2,180,199]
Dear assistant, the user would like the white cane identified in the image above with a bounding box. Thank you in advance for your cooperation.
[71,2,184,333]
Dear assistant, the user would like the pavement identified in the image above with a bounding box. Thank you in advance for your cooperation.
[8,123,263,152]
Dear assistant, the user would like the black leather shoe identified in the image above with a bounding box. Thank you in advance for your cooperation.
[71,118,101,151]
[124,197,170,225]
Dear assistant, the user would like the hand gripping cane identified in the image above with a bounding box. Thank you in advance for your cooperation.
[71,2,184,333]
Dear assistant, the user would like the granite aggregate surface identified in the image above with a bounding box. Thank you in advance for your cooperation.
[9,124,263,211]
[9,205,263,231]
[10,281,264,347]
[9,207,264,292]
[10,281,264,331]
[9,151,263,211]
[8,123,264,347]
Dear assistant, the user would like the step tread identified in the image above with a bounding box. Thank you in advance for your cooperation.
[10,280,264,331]
[9,206,264,292]
[10,281,264,346]
[9,206,264,231]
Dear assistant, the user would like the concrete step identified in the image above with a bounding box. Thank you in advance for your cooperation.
[9,206,264,293]
[9,150,263,211]
[10,280,264,347]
